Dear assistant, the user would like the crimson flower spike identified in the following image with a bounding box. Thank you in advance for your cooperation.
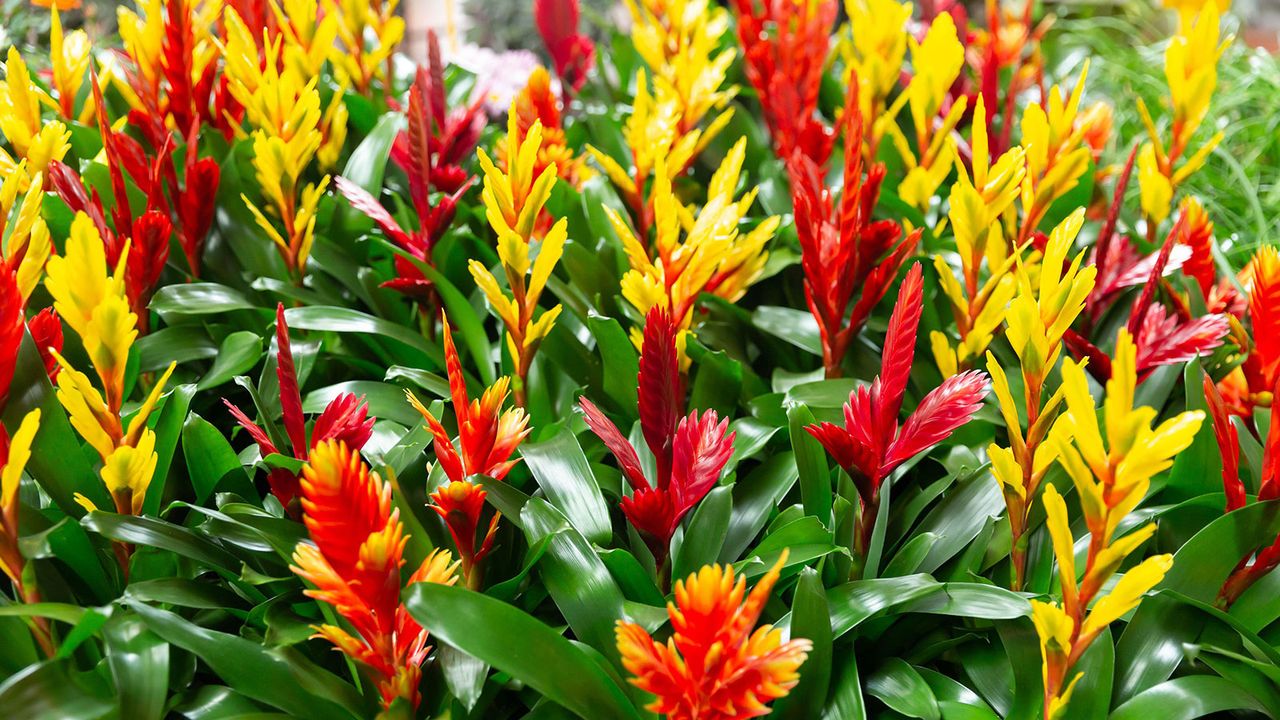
[578,307,736,570]
[390,31,486,196]
[1070,215,1228,384]
[788,75,920,378]
[223,304,374,511]
[1207,373,1280,608]
[805,264,989,575]
[0,262,20,412]
[533,0,596,99]
[732,0,838,165]
[336,66,470,304]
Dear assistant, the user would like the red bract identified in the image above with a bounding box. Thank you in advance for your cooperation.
[0,262,20,410]
[732,0,837,165]
[223,304,374,510]
[579,307,736,566]
[788,78,920,378]
[26,309,62,385]
[390,32,485,197]
[806,264,989,566]
[533,0,595,97]
[1073,216,1228,383]
[336,72,469,304]
[1206,374,1280,608]
[406,314,531,485]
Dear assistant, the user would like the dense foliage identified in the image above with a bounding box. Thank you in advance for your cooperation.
[0,0,1277,718]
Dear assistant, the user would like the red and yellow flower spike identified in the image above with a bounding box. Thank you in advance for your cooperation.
[43,213,177,518]
[987,210,1095,589]
[469,107,568,405]
[608,138,778,347]
[932,95,1028,376]
[839,0,911,159]
[324,0,404,96]
[509,67,589,189]
[1136,4,1228,233]
[616,551,811,720]
[407,313,529,585]
[291,440,459,710]
[0,47,71,177]
[885,11,966,209]
[48,8,93,123]
[1033,329,1200,718]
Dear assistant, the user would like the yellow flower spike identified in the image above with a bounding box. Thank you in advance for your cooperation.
[100,429,158,516]
[1,409,40,515]
[930,331,960,378]
[49,8,91,120]
[1030,599,1074,662]
[988,444,1025,501]
[906,12,964,133]
[86,295,139,409]
[1083,523,1158,591]
[842,0,911,146]
[1079,554,1173,640]
[0,47,48,158]
[123,362,178,447]
[117,0,164,89]
[45,214,129,353]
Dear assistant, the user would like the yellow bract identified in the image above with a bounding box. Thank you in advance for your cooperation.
[478,112,558,244]
[627,0,736,133]
[1017,64,1096,236]
[1,410,39,521]
[1005,210,1095,377]
[0,47,70,177]
[610,138,777,345]
[841,0,911,133]
[0,165,50,304]
[49,9,93,122]
[324,0,404,95]
[100,430,159,515]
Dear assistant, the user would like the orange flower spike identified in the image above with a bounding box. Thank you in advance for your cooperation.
[1246,246,1280,397]
[291,440,459,709]
[430,480,499,587]
[407,314,530,483]
[617,551,811,720]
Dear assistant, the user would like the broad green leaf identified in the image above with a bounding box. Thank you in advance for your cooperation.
[404,583,642,720]
[521,430,613,545]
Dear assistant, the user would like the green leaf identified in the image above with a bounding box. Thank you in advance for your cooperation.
[827,575,941,638]
[126,602,367,719]
[866,658,940,719]
[283,306,440,367]
[151,283,256,318]
[778,567,833,719]
[199,332,264,390]
[83,512,240,575]
[789,403,832,526]
[103,615,169,720]
[671,485,733,581]
[404,583,642,720]
[823,649,868,720]
[335,112,402,234]
[183,413,256,504]
[521,430,613,545]
[1109,676,1267,720]
[753,306,822,355]
[722,453,799,561]
[142,383,196,516]
[588,313,641,413]
[0,660,112,720]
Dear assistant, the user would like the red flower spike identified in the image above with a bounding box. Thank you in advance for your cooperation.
[0,263,20,409]
[406,313,531,484]
[27,308,63,385]
[806,264,989,564]
[732,0,838,165]
[390,32,486,197]
[176,124,221,277]
[788,78,919,378]
[291,440,459,709]
[534,0,596,97]
[616,552,811,720]
[1203,375,1244,512]
[224,305,373,509]
[579,306,737,565]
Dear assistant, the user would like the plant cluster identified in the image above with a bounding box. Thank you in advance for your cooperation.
[0,0,1277,718]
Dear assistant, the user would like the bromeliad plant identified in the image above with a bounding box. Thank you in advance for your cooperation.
[1,0,1278,718]
[807,263,989,576]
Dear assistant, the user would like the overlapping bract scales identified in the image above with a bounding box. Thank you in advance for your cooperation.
[617,553,811,720]
[291,440,458,709]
